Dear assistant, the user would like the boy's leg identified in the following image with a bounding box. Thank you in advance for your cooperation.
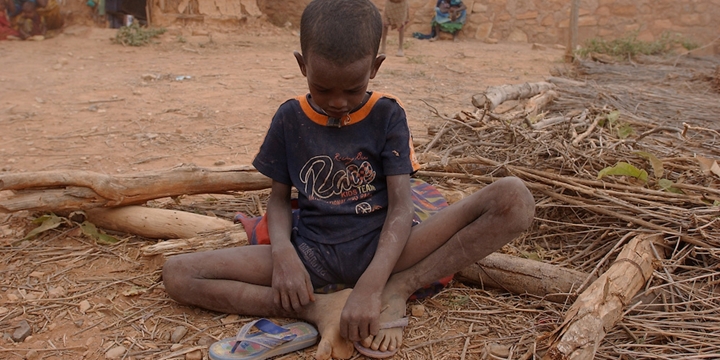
[162,245,355,359]
[396,26,405,57]
[362,177,535,352]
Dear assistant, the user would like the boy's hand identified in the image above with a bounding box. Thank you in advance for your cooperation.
[271,246,315,312]
[340,287,381,342]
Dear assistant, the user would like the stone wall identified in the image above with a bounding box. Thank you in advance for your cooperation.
[148,0,720,53]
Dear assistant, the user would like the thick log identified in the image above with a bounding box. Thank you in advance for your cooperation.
[472,82,555,112]
[456,252,594,303]
[141,225,248,256]
[542,234,664,360]
[0,164,272,213]
[86,206,235,239]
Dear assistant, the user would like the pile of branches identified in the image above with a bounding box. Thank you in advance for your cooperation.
[418,55,720,359]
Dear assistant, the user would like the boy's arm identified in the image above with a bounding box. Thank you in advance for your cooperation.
[267,180,315,312]
[340,174,414,341]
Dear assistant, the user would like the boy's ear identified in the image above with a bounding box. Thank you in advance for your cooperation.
[293,51,308,77]
[369,54,386,79]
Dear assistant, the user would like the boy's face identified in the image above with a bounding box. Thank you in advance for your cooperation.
[294,51,385,119]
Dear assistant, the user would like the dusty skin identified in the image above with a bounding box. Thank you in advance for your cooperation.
[0,22,563,359]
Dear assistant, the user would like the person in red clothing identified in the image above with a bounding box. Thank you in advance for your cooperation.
[0,0,20,40]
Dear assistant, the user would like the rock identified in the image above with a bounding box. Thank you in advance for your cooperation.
[79,300,91,313]
[0,307,7,315]
[29,271,45,278]
[410,304,425,317]
[487,342,510,357]
[507,28,528,43]
[185,350,202,360]
[532,43,547,51]
[484,37,499,44]
[171,326,188,343]
[48,286,66,298]
[12,320,32,342]
[222,314,240,325]
[105,345,126,359]
[25,349,40,359]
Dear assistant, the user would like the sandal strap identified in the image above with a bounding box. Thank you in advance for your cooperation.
[231,319,297,353]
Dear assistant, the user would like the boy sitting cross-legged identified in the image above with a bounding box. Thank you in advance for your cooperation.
[161,0,535,358]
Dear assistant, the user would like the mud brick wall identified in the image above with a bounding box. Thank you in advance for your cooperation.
[143,0,720,53]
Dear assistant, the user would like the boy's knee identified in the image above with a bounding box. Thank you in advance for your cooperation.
[493,177,535,231]
[161,256,188,300]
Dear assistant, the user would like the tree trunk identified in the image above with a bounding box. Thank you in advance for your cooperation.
[86,206,235,239]
[456,252,593,304]
[542,234,664,360]
[0,164,272,213]
[472,82,556,112]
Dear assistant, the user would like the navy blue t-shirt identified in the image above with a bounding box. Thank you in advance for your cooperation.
[253,92,420,244]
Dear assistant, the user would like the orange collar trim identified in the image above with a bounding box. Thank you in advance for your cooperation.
[297,92,383,127]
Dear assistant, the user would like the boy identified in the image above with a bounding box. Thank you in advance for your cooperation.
[381,0,409,57]
[162,0,535,359]
[14,1,45,40]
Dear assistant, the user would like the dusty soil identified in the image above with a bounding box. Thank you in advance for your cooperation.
[0,21,565,360]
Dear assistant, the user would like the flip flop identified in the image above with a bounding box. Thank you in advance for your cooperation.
[209,318,318,360]
[353,317,409,359]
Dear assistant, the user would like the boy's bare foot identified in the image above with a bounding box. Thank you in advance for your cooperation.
[396,49,404,57]
[310,289,355,360]
[359,287,407,353]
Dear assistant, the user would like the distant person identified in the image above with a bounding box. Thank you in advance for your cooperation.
[14,1,45,40]
[0,0,20,40]
[8,0,62,31]
[162,0,534,359]
[381,0,409,57]
[413,0,467,41]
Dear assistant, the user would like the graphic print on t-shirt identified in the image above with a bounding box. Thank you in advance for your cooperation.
[299,152,380,214]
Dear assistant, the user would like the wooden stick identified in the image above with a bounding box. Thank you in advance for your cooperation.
[456,252,593,303]
[542,233,664,360]
[141,226,248,256]
[0,164,272,213]
[472,82,556,112]
[86,206,235,239]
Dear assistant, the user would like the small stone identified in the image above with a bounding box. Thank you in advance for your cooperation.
[25,349,40,359]
[531,43,547,51]
[12,320,32,342]
[170,343,183,351]
[105,345,126,359]
[185,350,202,360]
[488,342,511,357]
[197,336,213,346]
[48,286,66,298]
[29,271,45,278]
[0,307,8,315]
[74,320,84,328]
[410,304,425,317]
[171,326,188,343]
[213,160,226,166]
[79,300,91,313]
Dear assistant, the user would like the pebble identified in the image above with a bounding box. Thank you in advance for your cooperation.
[171,326,188,343]
[105,345,126,359]
[25,349,40,359]
[410,304,426,317]
[487,342,511,357]
[185,350,202,360]
[79,300,91,313]
[12,320,32,342]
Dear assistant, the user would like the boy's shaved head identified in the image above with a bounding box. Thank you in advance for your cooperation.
[300,0,382,65]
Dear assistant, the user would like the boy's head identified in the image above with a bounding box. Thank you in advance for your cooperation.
[22,1,36,15]
[294,0,386,121]
[299,0,382,66]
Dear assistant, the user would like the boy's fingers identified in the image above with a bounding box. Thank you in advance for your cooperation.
[358,322,370,342]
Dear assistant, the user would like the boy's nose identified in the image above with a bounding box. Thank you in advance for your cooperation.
[328,96,348,111]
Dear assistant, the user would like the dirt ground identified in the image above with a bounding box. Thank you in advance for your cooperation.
[0,21,566,360]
